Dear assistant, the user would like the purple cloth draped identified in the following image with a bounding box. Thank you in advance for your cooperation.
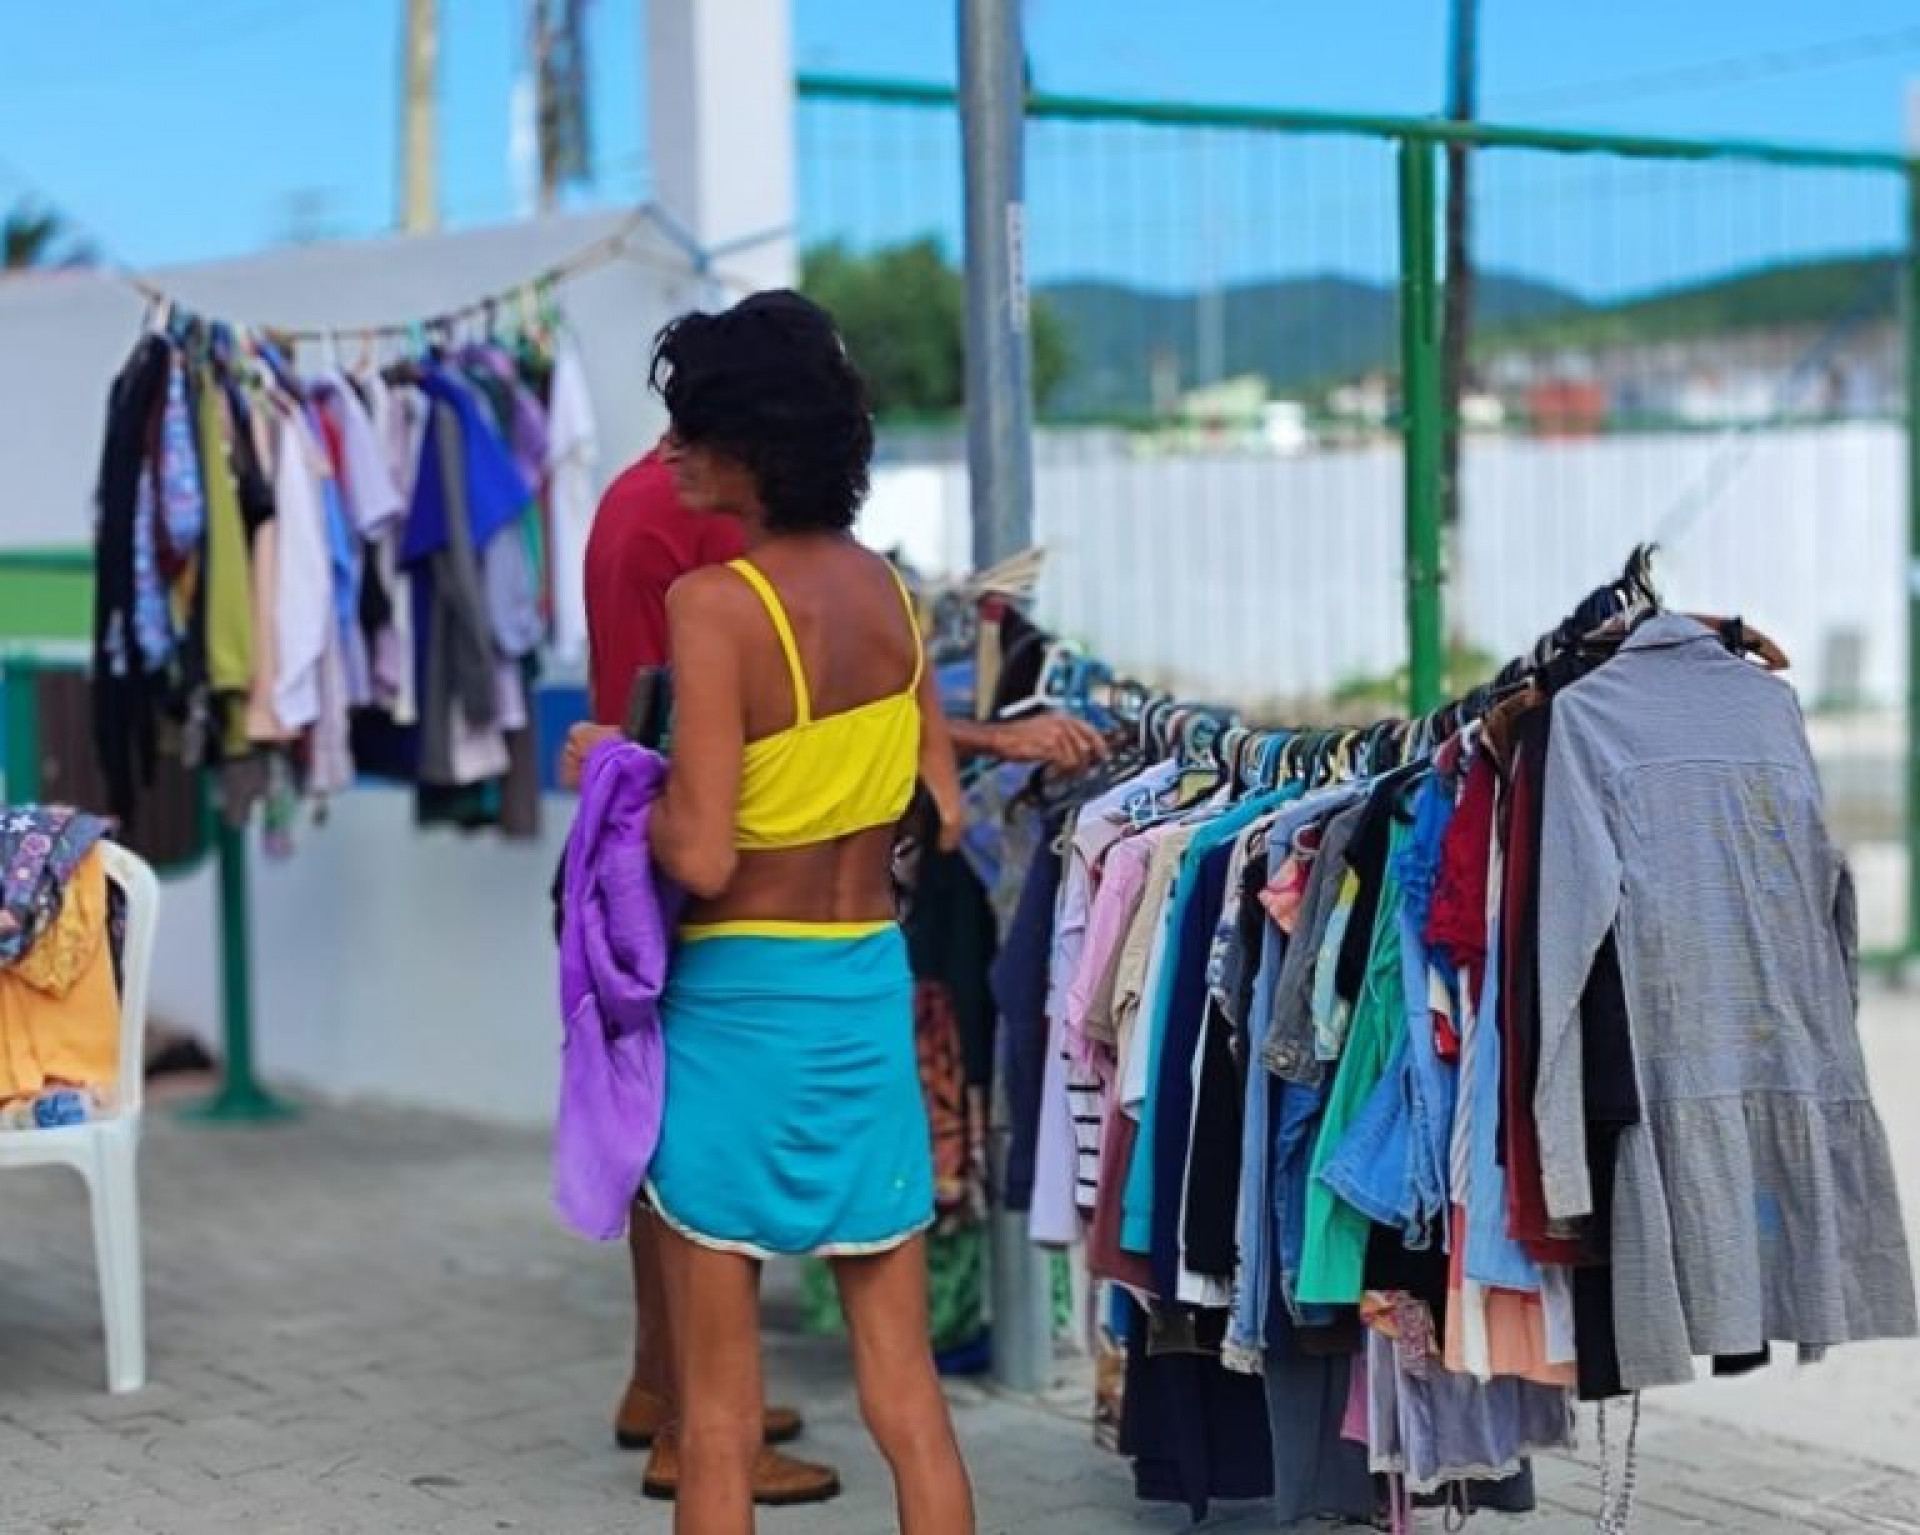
[554,740,679,1240]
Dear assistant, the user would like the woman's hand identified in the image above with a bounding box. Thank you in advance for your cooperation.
[560,722,620,790]
[950,713,1108,773]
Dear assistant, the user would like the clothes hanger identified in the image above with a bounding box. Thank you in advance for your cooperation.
[998,638,1086,718]
[1687,613,1791,671]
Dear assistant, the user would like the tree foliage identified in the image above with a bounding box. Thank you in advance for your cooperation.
[801,238,1071,418]
[2,202,97,272]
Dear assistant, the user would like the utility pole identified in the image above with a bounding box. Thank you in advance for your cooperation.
[960,0,1036,571]
[1439,0,1478,547]
[400,0,442,233]
[959,0,1050,1394]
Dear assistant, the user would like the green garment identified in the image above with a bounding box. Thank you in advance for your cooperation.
[1296,817,1410,1305]
[198,373,253,756]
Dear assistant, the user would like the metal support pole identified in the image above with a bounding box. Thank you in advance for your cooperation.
[1,655,43,802]
[1904,164,1920,965]
[960,0,1051,1394]
[1398,139,1447,715]
[960,0,1036,571]
[181,812,296,1123]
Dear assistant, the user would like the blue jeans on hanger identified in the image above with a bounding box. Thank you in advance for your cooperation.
[1272,1077,1341,1329]
[1464,918,1542,1293]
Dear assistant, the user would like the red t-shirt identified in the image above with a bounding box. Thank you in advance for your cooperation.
[583,453,746,726]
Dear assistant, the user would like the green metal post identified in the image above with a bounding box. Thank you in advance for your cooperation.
[181,808,296,1123]
[1,655,45,801]
[1398,139,1447,714]
[1906,166,1920,965]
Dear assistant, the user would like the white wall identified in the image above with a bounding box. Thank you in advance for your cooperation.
[859,465,974,575]
[887,422,1907,709]
[149,791,572,1128]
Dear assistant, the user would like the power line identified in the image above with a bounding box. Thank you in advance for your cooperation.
[1494,23,1920,115]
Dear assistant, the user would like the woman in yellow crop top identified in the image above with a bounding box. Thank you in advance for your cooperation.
[640,291,973,1535]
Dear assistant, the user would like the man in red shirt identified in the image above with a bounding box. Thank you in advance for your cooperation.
[564,445,1106,1507]
[583,452,746,728]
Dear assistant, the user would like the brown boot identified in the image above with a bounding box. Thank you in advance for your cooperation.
[615,1382,805,1450]
[642,1429,842,1506]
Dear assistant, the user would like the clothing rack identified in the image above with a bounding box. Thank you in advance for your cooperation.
[969,545,1908,1526]
[113,203,756,348]
[88,286,598,1124]
[1091,545,1664,793]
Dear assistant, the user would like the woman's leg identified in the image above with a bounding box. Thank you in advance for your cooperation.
[833,1238,974,1535]
[630,1205,677,1398]
[656,1222,764,1534]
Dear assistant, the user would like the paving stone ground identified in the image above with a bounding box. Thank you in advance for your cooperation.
[3,988,1918,1534]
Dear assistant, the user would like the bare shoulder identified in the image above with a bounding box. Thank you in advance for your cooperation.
[667,563,750,615]
[836,543,909,598]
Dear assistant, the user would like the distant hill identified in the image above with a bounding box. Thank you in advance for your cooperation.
[1038,270,1582,416]
[1036,252,1900,418]
[1480,252,1900,353]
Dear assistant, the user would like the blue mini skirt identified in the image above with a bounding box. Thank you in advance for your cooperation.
[646,924,934,1259]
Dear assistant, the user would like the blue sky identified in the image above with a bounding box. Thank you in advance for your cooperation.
[2,1,1918,295]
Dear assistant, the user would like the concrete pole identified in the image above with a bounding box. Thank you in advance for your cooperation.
[960,0,1053,1395]
[400,0,441,234]
[647,0,797,300]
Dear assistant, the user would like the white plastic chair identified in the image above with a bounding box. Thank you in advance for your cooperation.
[0,841,160,1394]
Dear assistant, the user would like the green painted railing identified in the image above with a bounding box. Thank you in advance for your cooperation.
[799,72,1920,961]
[798,73,1917,173]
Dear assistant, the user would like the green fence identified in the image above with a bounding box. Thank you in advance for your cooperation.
[797,74,1919,960]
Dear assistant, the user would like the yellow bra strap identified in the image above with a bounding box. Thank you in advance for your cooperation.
[886,562,925,689]
[727,559,812,726]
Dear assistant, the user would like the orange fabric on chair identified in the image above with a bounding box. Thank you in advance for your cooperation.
[0,848,120,1103]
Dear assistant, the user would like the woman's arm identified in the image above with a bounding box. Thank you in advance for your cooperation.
[947,713,1107,773]
[647,570,745,899]
[917,663,965,852]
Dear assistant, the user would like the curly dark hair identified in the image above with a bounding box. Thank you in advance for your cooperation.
[649,290,874,532]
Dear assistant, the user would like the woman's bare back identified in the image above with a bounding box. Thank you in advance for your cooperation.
[683,536,919,930]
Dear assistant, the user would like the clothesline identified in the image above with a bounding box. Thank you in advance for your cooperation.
[110,204,766,346]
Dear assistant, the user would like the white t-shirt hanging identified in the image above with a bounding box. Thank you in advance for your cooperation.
[320,371,406,536]
[272,410,334,734]
[545,334,599,665]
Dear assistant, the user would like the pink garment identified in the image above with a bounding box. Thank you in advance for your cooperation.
[1342,1349,1371,1446]
[1032,766,1174,1240]
[1257,822,1321,933]
[1064,830,1153,1063]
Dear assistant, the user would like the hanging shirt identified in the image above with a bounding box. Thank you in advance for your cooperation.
[318,371,406,537]
[198,375,254,705]
[272,410,334,734]
[546,336,599,664]
[1536,612,1917,1388]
